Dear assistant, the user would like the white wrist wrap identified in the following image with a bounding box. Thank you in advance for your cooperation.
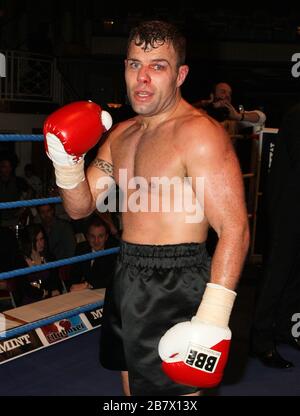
[194,283,237,328]
[53,159,85,189]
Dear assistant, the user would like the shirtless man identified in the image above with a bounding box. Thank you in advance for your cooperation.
[44,20,249,396]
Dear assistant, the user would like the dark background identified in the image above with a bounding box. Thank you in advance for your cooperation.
[0,1,299,126]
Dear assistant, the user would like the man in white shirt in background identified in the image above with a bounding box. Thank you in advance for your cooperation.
[194,81,266,135]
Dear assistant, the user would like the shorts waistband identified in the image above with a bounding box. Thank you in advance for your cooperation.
[119,241,208,269]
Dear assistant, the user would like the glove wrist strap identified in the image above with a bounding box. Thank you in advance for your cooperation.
[53,159,85,189]
[194,283,236,328]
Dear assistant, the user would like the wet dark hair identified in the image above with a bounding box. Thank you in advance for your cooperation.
[127,20,186,66]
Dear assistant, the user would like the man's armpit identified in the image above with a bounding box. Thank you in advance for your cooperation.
[92,158,114,177]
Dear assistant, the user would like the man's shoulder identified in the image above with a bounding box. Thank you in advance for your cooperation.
[175,110,228,149]
[173,111,232,167]
[178,105,221,129]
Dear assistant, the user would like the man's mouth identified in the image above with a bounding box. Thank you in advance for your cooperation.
[134,91,153,100]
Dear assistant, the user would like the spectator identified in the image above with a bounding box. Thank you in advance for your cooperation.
[36,204,76,260]
[69,215,118,291]
[23,163,43,196]
[194,82,266,134]
[97,212,121,248]
[18,224,63,304]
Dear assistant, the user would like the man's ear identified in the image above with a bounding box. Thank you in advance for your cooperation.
[177,65,189,87]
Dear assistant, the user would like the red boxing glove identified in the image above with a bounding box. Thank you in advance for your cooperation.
[158,283,236,388]
[44,101,112,189]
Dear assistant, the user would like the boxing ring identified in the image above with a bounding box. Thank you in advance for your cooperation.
[0,132,120,366]
[2,130,298,398]
[0,128,278,364]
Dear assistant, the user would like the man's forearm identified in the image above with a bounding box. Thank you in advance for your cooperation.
[59,180,95,220]
[238,110,266,125]
[210,223,250,290]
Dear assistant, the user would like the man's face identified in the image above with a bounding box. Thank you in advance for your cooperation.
[214,83,232,103]
[86,225,108,251]
[125,40,188,116]
[38,205,55,226]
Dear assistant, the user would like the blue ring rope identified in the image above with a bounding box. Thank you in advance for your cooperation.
[0,134,44,142]
[0,247,120,281]
[0,197,62,209]
[0,299,104,340]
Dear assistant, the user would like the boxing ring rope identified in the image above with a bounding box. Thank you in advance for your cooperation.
[0,134,44,141]
[0,300,103,340]
[0,196,61,209]
[0,247,120,281]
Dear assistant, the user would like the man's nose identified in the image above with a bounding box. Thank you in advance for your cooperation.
[137,66,151,83]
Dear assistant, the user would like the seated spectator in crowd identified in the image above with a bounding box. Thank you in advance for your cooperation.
[97,212,121,248]
[36,204,76,260]
[69,215,118,292]
[23,163,43,197]
[194,82,266,135]
[18,224,63,304]
[0,153,32,227]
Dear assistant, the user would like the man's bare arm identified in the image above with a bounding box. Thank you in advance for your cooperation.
[217,100,266,125]
[185,118,250,290]
[60,136,114,220]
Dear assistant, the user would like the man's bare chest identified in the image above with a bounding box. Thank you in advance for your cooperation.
[111,131,185,184]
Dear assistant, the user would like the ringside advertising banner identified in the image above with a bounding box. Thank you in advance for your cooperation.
[0,330,43,363]
[40,315,89,345]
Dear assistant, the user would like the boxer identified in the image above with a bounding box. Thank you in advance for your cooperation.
[44,20,249,396]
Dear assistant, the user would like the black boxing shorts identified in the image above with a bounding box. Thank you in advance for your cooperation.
[99,241,211,396]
